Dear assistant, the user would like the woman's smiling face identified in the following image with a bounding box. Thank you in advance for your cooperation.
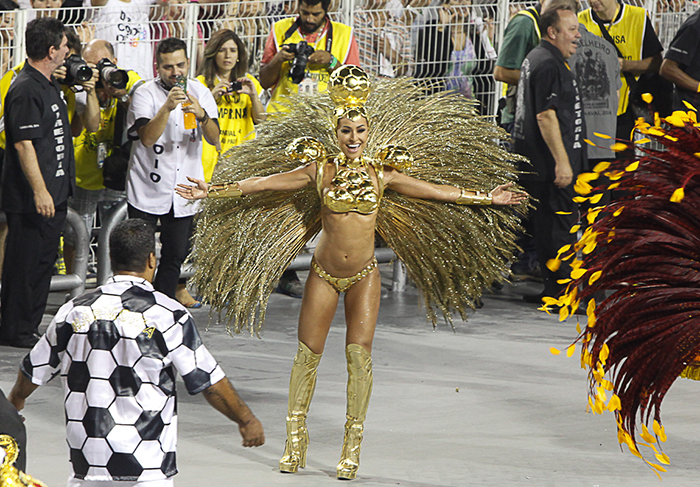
[336,117,369,160]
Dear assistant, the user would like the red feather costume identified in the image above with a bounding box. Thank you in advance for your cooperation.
[547,109,700,476]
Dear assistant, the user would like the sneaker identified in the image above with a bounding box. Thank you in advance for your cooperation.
[276,277,304,298]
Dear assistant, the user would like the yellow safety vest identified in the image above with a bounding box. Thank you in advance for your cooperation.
[579,5,647,115]
[268,17,353,113]
[74,70,142,190]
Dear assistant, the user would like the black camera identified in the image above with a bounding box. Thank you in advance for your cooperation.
[284,41,315,84]
[96,58,128,90]
[60,54,92,86]
[225,80,243,94]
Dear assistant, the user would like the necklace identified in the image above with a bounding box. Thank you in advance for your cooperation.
[337,153,364,170]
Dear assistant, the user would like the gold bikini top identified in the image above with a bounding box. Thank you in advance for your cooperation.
[321,155,384,215]
[284,137,414,215]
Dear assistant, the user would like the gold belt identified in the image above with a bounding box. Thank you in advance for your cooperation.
[311,256,378,293]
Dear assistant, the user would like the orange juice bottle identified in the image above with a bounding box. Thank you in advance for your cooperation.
[176,75,197,130]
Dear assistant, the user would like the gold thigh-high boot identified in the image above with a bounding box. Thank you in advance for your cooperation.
[337,343,373,480]
[279,341,322,473]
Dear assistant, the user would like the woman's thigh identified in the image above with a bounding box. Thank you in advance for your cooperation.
[343,267,381,352]
[297,269,341,354]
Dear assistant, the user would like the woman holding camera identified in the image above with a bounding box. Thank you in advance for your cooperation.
[197,29,266,182]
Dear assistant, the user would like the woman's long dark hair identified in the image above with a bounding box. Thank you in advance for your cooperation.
[198,29,248,89]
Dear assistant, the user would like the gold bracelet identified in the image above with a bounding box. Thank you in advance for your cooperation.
[455,188,492,205]
[207,182,243,198]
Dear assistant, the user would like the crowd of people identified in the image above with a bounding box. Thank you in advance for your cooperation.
[0,0,502,111]
[0,0,700,483]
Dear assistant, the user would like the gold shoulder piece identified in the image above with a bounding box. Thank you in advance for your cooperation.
[376,146,413,172]
[455,188,492,205]
[286,137,327,165]
[208,182,243,199]
[0,434,47,486]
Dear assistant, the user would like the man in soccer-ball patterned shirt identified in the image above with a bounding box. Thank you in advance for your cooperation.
[6,219,264,485]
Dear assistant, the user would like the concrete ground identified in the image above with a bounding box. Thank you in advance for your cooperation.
[2,267,700,487]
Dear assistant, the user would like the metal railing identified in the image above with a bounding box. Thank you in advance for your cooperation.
[96,200,407,290]
[0,1,695,119]
[0,208,89,298]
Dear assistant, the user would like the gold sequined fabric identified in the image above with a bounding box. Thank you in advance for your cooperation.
[311,256,378,293]
[0,435,46,487]
[190,78,527,335]
[324,156,381,214]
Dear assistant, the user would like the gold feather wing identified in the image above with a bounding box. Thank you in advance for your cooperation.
[189,93,338,336]
[366,80,526,326]
[190,78,526,334]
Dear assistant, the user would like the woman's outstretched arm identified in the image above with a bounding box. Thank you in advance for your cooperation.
[176,163,317,200]
[384,168,527,206]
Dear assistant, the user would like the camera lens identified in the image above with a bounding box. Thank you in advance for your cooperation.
[74,65,93,82]
[97,58,129,90]
[289,41,314,85]
[62,54,92,85]
[103,66,128,89]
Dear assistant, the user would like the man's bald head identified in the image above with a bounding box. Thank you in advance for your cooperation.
[82,38,116,65]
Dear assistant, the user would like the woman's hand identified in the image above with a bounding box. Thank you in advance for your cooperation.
[176,176,210,200]
[491,182,528,206]
[212,81,230,100]
[239,77,257,97]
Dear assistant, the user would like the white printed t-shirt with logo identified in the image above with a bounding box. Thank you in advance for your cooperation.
[90,0,157,79]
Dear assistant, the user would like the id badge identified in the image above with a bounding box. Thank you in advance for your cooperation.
[298,74,318,95]
[97,142,107,169]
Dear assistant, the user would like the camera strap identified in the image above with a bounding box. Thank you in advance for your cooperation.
[113,101,126,151]
[283,16,333,53]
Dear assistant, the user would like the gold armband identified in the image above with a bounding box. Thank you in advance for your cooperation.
[208,182,243,198]
[455,188,492,205]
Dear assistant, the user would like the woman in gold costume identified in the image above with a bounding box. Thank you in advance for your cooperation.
[177,66,527,479]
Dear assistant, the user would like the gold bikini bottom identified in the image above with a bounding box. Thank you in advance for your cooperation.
[311,256,378,293]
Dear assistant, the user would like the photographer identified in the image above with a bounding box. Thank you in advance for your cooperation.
[197,29,265,183]
[0,17,75,348]
[259,0,360,114]
[63,38,144,274]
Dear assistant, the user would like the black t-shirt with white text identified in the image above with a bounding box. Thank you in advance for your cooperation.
[2,62,73,213]
[513,41,586,182]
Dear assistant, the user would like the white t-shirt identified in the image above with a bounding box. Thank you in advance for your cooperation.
[90,0,156,79]
[126,78,218,217]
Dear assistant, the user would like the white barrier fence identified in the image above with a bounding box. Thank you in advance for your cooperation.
[0,0,696,118]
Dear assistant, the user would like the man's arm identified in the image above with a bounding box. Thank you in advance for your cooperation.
[493,66,520,85]
[660,58,699,93]
[81,69,101,134]
[15,140,54,217]
[7,370,39,412]
[537,109,573,188]
[493,14,532,84]
[620,52,662,76]
[137,87,185,148]
[202,377,265,447]
[259,45,295,90]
